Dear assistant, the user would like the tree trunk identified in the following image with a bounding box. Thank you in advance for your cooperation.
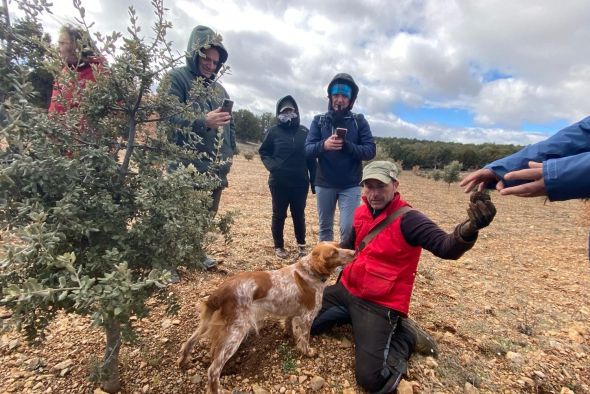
[101,320,122,393]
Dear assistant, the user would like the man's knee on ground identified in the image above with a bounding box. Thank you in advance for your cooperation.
[355,362,390,392]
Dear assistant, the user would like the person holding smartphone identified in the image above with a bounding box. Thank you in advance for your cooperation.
[165,25,236,275]
[305,73,376,243]
[259,96,316,259]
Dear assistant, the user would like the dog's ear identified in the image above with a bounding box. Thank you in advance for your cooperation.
[310,243,339,276]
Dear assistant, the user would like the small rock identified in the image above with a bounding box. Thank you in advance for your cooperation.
[397,380,415,394]
[506,351,524,365]
[548,340,564,351]
[93,389,108,394]
[59,368,70,377]
[339,337,352,348]
[142,384,150,393]
[464,382,479,393]
[441,332,455,343]
[8,339,20,350]
[51,359,73,372]
[298,375,307,384]
[161,319,172,329]
[172,319,181,325]
[425,356,438,368]
[252,385,269,394]
[560,388,574,394]
[26,357,47,371]
[279,387,286,393]
[533,370,546,379]
[310,376,325,391]
[190,374,202,384]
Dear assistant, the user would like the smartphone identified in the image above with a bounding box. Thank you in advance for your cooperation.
[335,127,347,139]
[221,98,234,114]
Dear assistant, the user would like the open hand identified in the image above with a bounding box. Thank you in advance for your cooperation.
[500,161,546,197]
[459,168,504,193]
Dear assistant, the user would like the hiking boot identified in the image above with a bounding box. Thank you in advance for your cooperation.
[201,256,217,270]
[297,244,307,257]
[275,247,288,259]
[402,317,439,358]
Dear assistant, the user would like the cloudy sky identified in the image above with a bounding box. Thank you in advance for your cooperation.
[29,0,590,145]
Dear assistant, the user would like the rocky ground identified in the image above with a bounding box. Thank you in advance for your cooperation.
[1,152,589,393]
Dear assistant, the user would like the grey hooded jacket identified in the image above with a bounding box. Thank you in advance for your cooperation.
[167,25,236,187]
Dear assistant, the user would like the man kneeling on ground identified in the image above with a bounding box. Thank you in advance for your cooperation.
[311,160,496,393]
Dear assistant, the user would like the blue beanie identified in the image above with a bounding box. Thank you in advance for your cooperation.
[330,83,352,99]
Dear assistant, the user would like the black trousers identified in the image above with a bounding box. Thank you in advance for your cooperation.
[269,185,308,248]
[311,282,416,392]
[210,187,223,217]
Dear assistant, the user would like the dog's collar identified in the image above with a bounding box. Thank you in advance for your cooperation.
[302,266,329,282]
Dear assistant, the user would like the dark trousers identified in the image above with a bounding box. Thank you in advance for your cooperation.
[311,283,416,393]
[211,187,223,217]
[269,185,308,248]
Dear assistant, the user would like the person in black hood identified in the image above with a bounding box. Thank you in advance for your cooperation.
[305,73,376,243]
[259,96,316,259]
[165,25,236,274]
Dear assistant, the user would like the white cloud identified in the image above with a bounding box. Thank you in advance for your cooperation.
[19,0,590,144]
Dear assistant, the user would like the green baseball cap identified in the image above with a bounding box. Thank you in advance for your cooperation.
[361,161,399,185]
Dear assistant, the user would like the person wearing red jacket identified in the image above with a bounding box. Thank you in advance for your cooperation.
[311,161,496,393]
[48,25,104,158]
[49,24,103,114]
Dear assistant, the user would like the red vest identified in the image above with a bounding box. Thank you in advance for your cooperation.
[341,193,421,316]
[49,59,102,114]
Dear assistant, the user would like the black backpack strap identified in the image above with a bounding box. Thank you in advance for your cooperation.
[357,206,414,252]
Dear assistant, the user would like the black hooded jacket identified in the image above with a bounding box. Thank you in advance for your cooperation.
[304,73,376,188]
[259,95,316,188]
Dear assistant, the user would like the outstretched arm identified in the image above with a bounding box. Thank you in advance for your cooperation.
[460,116,590,194]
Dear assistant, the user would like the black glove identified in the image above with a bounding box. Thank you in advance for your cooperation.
[310,183,316,194]
[459,191,496,238]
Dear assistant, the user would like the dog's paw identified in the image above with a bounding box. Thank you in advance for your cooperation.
[304,347,317,357]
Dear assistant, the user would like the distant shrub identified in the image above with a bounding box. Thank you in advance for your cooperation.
[431,169,443,181]
[442,160,463,186]
[243,151,254,161]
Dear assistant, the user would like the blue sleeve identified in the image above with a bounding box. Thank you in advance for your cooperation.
[544,152,590,200]
[305,116,325,158]
[486,116,590,187]
[343,114,376,160]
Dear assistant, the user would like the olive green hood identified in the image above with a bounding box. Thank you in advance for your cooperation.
[186,25,228,77]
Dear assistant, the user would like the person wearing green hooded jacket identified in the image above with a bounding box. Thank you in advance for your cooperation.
[167,25,236,273]
[168,25,236,209]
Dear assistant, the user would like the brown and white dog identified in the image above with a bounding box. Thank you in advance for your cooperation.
[178,242,355,393]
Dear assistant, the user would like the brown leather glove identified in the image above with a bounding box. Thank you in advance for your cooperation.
[459,191,496,238]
